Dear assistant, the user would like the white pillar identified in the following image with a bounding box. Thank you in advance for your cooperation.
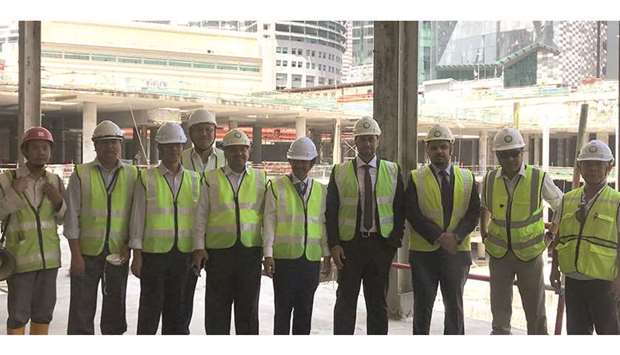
[522,133,530,164]
[542,126,550,172]
[296,116,307,138]
[82,102,97,163]
[332,118,341,164]
[479,130,488,173]
[533,134,541,166]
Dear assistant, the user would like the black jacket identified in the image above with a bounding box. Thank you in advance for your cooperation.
[325,157,405,249]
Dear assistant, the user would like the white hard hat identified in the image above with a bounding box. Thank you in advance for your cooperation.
[187,109,217,130]
[493,127,526,151]
[156,122,187,144]
[92,120,123,141]
[577,140,614,162]
[222,129,250,147]
[353,116,382,137]
[287,136,318,161]
[424,124,455,143]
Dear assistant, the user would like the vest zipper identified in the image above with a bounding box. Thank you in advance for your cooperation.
[503,174,522,251]
[163,170,184,250]
[100,168,121,253]
[22,190,47,269]
[574,190,603,272]
[226,171,247,243]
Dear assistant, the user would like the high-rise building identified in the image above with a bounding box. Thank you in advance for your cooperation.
[185,21,347,89]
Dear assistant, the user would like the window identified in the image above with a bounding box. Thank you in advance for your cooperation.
[275,24,290,32]
[239,66,260,72]
[328,79,334,85]
[306,27,317,36]
[306,62,310,69]
[169,60,192,67]
[282,47,288,54]
[276,72,288,89]
[306,75,315,87]
[312,50,315,57]
[193,62,215,69]
[263,24,269,30]
[118,56,141,64]
[298,61,303,67]
[318,77,325,85]
[282,60,288,67]
[276,47,282,53]
[292,74,302,88]
[276,60,281,66]
[64,52,90,60]
[216,64,238,71]
[42,51,63,59]
[143,58,166,65]
[291,25,304,34]
[312,63,316,69]
[291,61,296,68]
[306,49,311,56]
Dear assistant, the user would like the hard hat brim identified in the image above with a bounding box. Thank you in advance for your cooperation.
[93,135,123,141]
[493,144,526,152]
[576,157,614,162]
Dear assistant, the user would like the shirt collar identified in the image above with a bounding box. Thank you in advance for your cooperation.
[356,155,377,169]
[290,174,310,186]
[93,158,123,171]
[497,163,526,180]
[223,164,246,177]
[15,165,35,179]
[158,163,183,177]
[430,162,452,176]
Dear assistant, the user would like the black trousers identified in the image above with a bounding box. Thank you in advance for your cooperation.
[333,235,396,335]
[6,268,58,329]
[137,249,192,335]
[67,253,129,335]
[179,271,198,334]
[273,257,320,335]
[410,249,470,335]
[565,277,620,335]
[204,243,262,335]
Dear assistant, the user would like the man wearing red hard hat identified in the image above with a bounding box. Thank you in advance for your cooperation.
[0,126,65,335]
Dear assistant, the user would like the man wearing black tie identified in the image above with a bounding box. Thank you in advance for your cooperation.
[326,116,405,335]
[405,124,480,335]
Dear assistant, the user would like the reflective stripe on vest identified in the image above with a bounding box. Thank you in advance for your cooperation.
[556,186,620,281]
[182,147,225,173]
[484,165,546,261]
[141,168,200,253]
[0,171,61,274]
[271,176,325,261]
[409,165,473,251]
[333,159,398,241]
[203,167,266,249]
[76,163,137,256]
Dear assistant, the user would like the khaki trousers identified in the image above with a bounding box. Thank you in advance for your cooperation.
[489,250,547,335]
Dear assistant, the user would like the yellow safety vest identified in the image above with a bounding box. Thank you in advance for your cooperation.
[0,171,61,274]
[76,162,138,256]
[556,186,620,281]
[203,167,266,249]
[270,176,325,261]
[332,159,399,241]
[141,167,200,253]
[409,165,474,251]
[484,165,546,261]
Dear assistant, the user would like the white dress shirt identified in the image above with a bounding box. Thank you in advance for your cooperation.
[128,164,184,250]
[192,166,247,251]
[481,163,563,213]
[182,147,225,173]
[64,159,123,240]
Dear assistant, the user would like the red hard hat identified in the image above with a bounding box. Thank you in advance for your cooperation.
[22,127,54,146]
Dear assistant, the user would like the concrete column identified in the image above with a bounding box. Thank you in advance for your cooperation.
[251,125,262,163]
[296,116,307,138]
[479,130,488,173]
[542,126,550,171]
[534,134,542,166]
[17,21,41,163]
[332,118,341,164]
[522,133,530,164]
[598,132,610,146]
[149,127,158,164]
[82,102,97,163]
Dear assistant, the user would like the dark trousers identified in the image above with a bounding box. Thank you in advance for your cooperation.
[273,257,320,335]
[410,249,470,335]
[565,277,620,335]
[6,268,58,329]
[180,272,198,334]
[204,244,262,335]
[333,235,396,335]
[137,249,191,335]
[67,253,129,335]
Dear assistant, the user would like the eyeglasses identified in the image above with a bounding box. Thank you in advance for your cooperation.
[497,150,522,160]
